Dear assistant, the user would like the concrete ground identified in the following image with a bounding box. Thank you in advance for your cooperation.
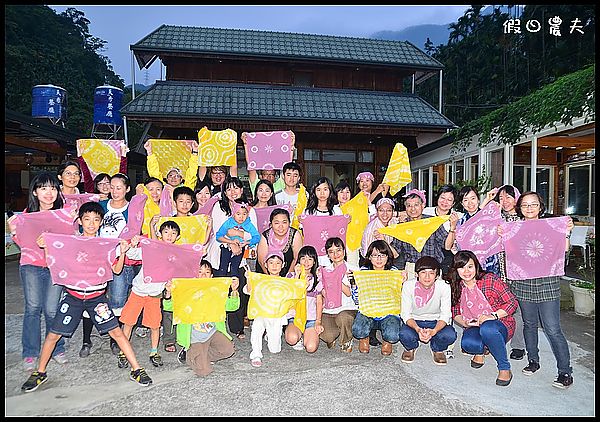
[4,256,595,416]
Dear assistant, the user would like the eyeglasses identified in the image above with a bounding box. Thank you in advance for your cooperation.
[370,254,387,259]
[63,171,80,177]
[521,203,540,209]
[97,181,110,186]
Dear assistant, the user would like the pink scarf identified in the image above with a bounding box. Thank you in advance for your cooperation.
[414,280,436,308]
[459,281,493,321]
[267,227,290,250]
[320,263,347,309]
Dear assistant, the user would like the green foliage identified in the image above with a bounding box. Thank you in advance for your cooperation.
[449,64,595,152]
[4,5,125,135]
[418,5,595,128]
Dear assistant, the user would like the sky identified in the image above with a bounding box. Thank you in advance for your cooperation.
[48,5,470,86]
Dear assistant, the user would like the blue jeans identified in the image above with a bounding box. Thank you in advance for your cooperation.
[108,264,140,314]
[461,320,510,371]
[20,264,65,358]
[399,320,457,353]
[519,299,572,374]
[217,245,244,277]
[352,312,401,343]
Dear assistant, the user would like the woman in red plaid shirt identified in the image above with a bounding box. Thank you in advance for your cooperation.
[447,250,519,387]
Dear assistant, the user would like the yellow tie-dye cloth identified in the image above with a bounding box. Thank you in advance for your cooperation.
[291,267,308,332]
[340,192,370,251]
[290,184,308,230]
[148,139,195,179]
[140,185,161,236]
[353,270,404,318]
[382,143,412,196]
[77,139,124,179]
[378,215,449,252]
[158,215,210,245]
[247,271,307,319]
[171,277,233,324]
[197,127,238,167]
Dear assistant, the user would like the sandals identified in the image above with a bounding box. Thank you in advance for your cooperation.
[164,342,177,353]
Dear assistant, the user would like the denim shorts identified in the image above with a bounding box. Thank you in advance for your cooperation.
[51,291,119,337]
[288,318,316,329]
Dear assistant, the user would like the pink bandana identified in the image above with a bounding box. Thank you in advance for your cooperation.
[120,194,147,240]
[231,201,250,215]
[403,188,426,204]
[456,202,503,264]
[501,217,569,280]
[459,281,493,321]
[139,237,205,283]
[254,204,292,233]
[245,131,294,170]
[267,226,291,250]
[193,195,220,216]
[43,233,120,288]
[414,280,436,308]
[320,263,346,309]
[13,207,76,266]
[300,214,351,256]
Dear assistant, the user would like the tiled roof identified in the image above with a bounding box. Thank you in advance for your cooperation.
[132,25,443,70]
[120,81,454,128]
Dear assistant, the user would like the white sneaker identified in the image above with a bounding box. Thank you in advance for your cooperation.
[23,357,36,372]
[251,358,262,368]
[292,341,305,351]
[134,327,148,338]
[444,349,454,359]
[52,352,68,365]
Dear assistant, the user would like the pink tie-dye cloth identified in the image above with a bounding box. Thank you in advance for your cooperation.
[245,131,294,170]
[501,217,569,280]
[456,202,503,265]
[300,214,351,256]
[193,195,220,216]
[254,204,292,233]
[43,233,120,288]
[414,281,436,308]
[120,194,147,239]
[459,282,494,320]
[13,207,77,266]
[159,187,175,217]
[139,237,205,283]
[320,263,346,309]
[63,193,101,214]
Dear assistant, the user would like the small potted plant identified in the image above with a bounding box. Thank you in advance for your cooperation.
[569,232,595,316]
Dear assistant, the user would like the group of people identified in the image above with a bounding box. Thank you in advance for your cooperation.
[8,134,576,393]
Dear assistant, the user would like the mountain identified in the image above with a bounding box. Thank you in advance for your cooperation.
[370,24,450,49]
[124,83,150,93]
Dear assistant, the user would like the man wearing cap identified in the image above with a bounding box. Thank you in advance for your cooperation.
[391,189,449,280]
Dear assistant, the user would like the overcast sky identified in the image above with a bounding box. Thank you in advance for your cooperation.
[49,5,470,86]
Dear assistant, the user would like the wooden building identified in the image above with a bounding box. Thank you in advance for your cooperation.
[122,25,455,192]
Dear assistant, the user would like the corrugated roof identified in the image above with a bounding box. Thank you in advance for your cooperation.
[132,25,443,70]
[120,81,454,128]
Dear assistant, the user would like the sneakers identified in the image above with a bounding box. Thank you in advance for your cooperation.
[510,348,525,360]
[401,349,415,363]
[130,367,152,386]
[117,351,129,368]
[292,341,305,351]
[52,352,68,365]
[79,342,92,358]
[251,358,262,368]
[23,357,36,372]
[21,371,48,392]
[340,339,353,353]
[552,373,574,389]
[149,353,163,367]
[134,327,148,338]
[432,351,447,366]
[177,348,187,364]
[444,349,454,359]
[522,360,540,376]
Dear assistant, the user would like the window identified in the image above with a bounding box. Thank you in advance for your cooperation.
[487,149,504,188]
[467,155,479,180]
[323,150,355,162]
[454,160,464,183]
[513,165,554,212]
[293,72,313,87]
[358,151,374,163]
[304,149,320,161]
[567,163,593,216]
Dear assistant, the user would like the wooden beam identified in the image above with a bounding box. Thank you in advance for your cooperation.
[5,135,66,155]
